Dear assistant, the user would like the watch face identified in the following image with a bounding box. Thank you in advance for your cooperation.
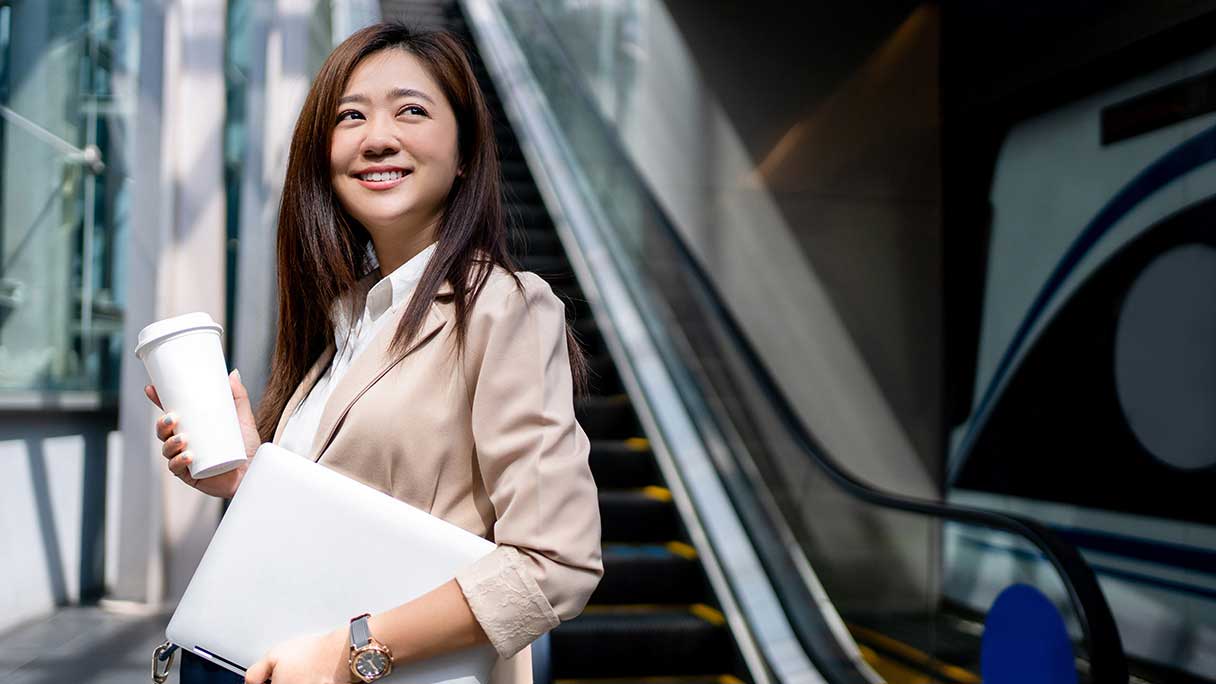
[355,650,390,679]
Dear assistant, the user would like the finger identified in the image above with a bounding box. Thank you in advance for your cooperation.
[167,453,193,478]
[155,413,176,442]
[230,370,253,416]
[161,434,187,459]
[144,384,164,410]
[244,657,272,684]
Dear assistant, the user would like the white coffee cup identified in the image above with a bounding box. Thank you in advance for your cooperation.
[134,312,247,480]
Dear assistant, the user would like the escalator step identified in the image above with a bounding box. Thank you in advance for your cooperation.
[522,255,576,286]
[510,228,563,256]
[552,607,734,678]
[600,488,680,542]
[589,439,658,489]
[520,254,570,273]
[510,203,554,230]
[502,160,531,182]
[576,395,640,438]
[557,290,593,324]
[504,181,542,204]
[535,271,579,293]
[593,543,707,604]
[574,319,608,357]
[588,352,624,395]
[498,136,522,159]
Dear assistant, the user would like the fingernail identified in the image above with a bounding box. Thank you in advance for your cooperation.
[231,368,242,382]
[162,413,175,426]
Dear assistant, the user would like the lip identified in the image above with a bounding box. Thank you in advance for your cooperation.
[351,166,412,190]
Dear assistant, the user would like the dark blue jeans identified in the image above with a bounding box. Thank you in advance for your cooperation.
[180,651,246,684]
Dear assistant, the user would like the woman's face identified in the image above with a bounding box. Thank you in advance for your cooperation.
[330,48,461,247]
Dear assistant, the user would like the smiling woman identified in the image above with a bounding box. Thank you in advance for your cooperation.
[155,21,601,684]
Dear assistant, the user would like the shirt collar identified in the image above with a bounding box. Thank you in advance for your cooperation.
[334,241,438,333]
[365,241,438,322]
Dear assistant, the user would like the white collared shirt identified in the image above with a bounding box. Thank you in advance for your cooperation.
[278,242,438,456]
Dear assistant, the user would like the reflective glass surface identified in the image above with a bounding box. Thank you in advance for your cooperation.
[0,0,140,393]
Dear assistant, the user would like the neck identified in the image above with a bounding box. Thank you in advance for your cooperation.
[370,220,438,277]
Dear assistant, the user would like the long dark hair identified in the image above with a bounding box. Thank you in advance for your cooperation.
[256,22,587,439]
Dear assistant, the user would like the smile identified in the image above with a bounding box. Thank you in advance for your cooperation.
[355,167,408,180]
[353,168,411,189]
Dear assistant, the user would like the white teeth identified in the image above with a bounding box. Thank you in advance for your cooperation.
[360,170,405,182]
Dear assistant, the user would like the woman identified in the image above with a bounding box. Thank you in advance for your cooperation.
[146,22,602,684]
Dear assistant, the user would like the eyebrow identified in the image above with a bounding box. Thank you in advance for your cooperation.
[338,87,437,106]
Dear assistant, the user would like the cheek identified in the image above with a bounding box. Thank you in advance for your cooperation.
[329,133,356,173]
[413,127,460,173]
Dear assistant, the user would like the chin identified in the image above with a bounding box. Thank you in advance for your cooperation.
[360,212,427,236]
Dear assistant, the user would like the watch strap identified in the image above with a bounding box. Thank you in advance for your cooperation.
[350,614,372,649]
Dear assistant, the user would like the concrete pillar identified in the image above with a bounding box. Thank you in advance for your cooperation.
[109,0,168,605]
[110,0,230,605]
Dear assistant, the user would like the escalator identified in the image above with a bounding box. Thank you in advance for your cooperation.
[381,2,1134,683]
[495,68,752,684]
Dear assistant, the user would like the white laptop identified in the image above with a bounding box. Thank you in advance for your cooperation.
[166,443,499,683]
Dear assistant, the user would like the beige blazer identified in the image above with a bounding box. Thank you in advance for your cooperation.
[270,267,603,684]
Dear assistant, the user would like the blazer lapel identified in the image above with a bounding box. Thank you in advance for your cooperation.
[308,281,455,461]
[271,345,336,444]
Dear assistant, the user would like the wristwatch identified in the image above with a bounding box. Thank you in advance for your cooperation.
[348,613,394,683]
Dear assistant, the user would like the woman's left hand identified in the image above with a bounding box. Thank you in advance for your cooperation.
[244,627,350,684]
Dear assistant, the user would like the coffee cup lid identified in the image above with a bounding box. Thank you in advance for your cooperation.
[134,312,223,359]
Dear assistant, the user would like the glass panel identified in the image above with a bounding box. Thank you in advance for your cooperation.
[224,0,252,357]
[0,0,140,394]
[488,2,1117,681]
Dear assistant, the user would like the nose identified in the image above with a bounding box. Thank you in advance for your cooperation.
[359,115,400,158]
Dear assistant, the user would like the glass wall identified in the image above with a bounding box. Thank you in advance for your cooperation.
[0,0,140,395]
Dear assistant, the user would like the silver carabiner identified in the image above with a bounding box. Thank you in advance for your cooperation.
[152,641,177,684]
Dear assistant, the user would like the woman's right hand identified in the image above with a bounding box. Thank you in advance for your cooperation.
[145,370,262,499]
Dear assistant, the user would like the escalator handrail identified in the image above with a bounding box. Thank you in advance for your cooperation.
[500,3,1128,682]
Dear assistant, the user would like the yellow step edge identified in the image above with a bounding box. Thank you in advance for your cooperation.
[849,623,981,684]
[555,677,741,684]
[581,604,690,614]
[624,437,651,451]
[858,644,936,684]
[689,603,726,626]
[664,541,698,559]
[641,485,673,502]
[579,603,726,627]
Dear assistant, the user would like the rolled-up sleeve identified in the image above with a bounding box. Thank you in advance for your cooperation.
[454,272,603,658]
